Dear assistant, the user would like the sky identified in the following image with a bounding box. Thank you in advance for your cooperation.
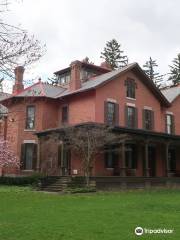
[3,0,180,90]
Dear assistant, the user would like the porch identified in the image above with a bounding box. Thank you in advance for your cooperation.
[108,126,180,178]
[36,123,180,179]
[91,176,180,190]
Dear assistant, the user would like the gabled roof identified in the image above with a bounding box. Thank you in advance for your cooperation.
[161,85,180,103]
[0,62,170,107]
[54,62,170,106]
[54,63,137,98]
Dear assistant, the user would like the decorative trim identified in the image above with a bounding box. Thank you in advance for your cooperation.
[144,106,153,110]
[24,129,36,132]
[126,97,136,101]
[107,98,117,103]
[23,140,36,144]
[166,111,173,115]
[126,102,136,107]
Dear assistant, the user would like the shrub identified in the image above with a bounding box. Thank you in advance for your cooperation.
[65,186,96,194]
[0,174,41,186]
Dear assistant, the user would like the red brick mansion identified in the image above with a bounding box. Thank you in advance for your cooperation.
[0,60,180,180]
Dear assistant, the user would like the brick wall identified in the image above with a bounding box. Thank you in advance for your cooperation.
[95,71,164,132]
[165,96,180,135]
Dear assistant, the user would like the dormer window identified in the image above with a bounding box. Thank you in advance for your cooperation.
[57,73,70,85]
[125,78,136,99]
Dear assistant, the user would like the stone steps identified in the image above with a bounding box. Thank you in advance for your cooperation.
[40,176,71,192]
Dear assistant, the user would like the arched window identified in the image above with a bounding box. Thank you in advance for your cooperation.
[125,78,136,99]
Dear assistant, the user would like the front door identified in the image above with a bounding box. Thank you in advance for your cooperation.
[148,146,156,177]
[58,145,71,176]
[62,149,71,176]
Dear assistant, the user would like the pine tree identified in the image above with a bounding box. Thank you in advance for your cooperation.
[100,39,128,70]
[143,57,164,88]
[168,53,180,85]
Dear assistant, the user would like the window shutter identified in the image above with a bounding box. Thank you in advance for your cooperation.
[171,115,175,134]
[165,114,168,133]
[58,144,62,167]
[142,109,146,129]
[134,108,138,128]
[125,106,128,127]
[32,144,37,170]
[115,103,119,126]
[104,101,108,124]
[151,111,155,130]
[20,144,26,170]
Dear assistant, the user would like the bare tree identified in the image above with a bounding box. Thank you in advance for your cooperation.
[0,0,46,79]
[62,124,128,186]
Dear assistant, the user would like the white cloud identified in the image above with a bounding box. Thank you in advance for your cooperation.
[3,0,180,90]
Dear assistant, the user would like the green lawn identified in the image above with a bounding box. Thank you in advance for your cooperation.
[0,186,179,240]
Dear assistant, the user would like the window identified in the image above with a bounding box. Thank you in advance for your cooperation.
[166,114,175,134]
[126,106,137,128]
[107,102,115,125]
[26,106,35,129]
[143,109,154,130]
[125,78,136,99]
[62,106,69,124]
[104,101,119,125]
[57,73,70,85]
[80,68,97,82]
[21,143,37,170]
[104,146,116,168]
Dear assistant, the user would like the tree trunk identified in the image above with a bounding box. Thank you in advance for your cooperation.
[85,170,90,187]
[0,167,3,177]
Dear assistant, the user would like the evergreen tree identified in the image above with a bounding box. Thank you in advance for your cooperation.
[168,53,180,85]
[143,57,164,88]
[100,39,128,70]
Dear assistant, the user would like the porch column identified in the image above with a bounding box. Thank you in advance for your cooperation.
[36,138,41,172]
[165,142,170,177]
[60,141,64,175]
[144,141,150,177]
[120,142,126,176]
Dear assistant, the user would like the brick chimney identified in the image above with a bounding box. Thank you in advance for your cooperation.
[100,61,112,70]
[13,66,24,94]
[69,60,81,91]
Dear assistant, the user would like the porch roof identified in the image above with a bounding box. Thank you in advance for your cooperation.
[113,126,180,143]
[35,122,180,143]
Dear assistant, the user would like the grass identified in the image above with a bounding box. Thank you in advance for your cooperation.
[0,186,179,240]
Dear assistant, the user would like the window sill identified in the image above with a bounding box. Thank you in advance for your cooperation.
[126,97,136,100]
[21,170,34,172]
[24,129,36,132]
